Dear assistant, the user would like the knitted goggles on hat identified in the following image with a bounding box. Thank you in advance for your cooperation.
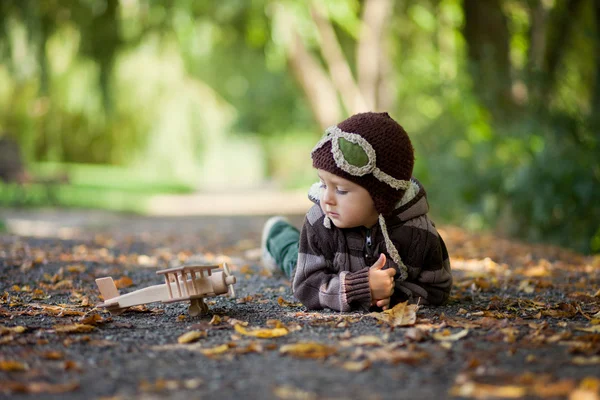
[312,125,412,192]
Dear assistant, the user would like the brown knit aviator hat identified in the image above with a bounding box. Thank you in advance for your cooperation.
[311,112,415,279]
[311,112,414,215]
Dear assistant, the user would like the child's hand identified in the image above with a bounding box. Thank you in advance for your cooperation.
[368,254,396,305]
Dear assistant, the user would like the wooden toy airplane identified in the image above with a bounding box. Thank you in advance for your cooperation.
[95,263,236,317]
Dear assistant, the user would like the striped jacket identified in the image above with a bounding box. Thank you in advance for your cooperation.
[292,179,452,312]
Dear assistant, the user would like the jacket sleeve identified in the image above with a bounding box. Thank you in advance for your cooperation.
[392,220,453,306]
[292,214,372,312]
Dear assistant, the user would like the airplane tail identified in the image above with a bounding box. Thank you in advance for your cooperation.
[96,277,120,301]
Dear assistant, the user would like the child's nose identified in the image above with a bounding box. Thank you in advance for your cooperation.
[322,188,336,205]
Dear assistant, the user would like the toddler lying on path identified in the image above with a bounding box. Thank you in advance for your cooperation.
[262,112,452,312]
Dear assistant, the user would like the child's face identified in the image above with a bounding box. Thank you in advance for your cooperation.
[317,169,379,229]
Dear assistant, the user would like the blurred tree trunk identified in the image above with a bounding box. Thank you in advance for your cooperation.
[357,0,395,111]
[525,0,548,102]
[462,0,515,120]
[539,0,584,104]
[276,0,394,129]
[89,0,120,114]
[590,0,600,132]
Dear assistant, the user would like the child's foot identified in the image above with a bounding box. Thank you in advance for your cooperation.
[261,216,289,273]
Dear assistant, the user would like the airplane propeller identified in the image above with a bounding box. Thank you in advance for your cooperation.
[222,263,236,298]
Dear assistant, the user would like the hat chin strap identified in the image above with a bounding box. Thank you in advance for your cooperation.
[379,214,408,281]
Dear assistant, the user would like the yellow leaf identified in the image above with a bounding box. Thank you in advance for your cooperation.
[273,385,317,400]
[341,360,371,372]
[42,351,64,360]
[572,356,600,365]
[433,329,469,341]
[576,325,600,333]
[54,324,96,333]
[368,301,418,327]
[340,335,384,347]
[0,360,29,371]
[450,382,527,398]
[234,323,289,338]
[199,344,231,357]
[279,342,337,359]
[177,331,206,344]
[209,315,222,325]
[114,276,133,289]
[277,297,303,308]
[0,325,26,335]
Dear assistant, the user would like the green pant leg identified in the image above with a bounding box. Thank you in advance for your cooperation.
[266,220,300,279]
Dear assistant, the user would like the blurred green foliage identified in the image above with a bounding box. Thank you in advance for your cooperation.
[0,0,598,254]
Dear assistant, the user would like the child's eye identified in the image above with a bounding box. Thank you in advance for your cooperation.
[336,189,348,195]
[319,182,327,189]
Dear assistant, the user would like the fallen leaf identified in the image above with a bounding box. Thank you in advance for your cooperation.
[209,315,222,325]
[199,343,232,357]
[368,301,418,327]
[450,381,527,399]
[277,297,303,308]
[0,325,26,335]
[365,347,429,365]
[177,330,206,344]
[279,342,337,359]
[572,356,600,365]
[41,351,64,360]
[339,335,384,347]
[576,325,600,334]
[114,276,133,289]
[0,360,29,371]
[234,324,289,338]
[0,381,79,394]
[341,360,371,372]
[54,324,96,333]
[433,329,469,342]
[273,385,317,400]
[78,313,107,325]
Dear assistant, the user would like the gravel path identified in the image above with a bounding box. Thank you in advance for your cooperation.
[0,210,598,400]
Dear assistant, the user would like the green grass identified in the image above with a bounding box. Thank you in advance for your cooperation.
[0,162,195,213]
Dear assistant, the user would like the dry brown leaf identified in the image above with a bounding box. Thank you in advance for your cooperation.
[177,330,206,344]
[365,348,429,365]
[27,303,85,317]
[66,264,86,273]
[341,360,371,372]
[234,323,289,338]
[113,276,133,289]
[279,342,337,359]
[576,325,600,334]
[273,385,317,400]
[41,351,64,360]
[0,325,26,335]
[0,381,79,394]
[63,360,82,371]
[433,329,469,342]
[0,360,29,371]
[54,324,96,333]
[78,313,107,325]
[340,335,384,347]
[199,343,232,357]
[209,315,222,325]
[450,381,527,399]
[572,356,600,365]
[531,379,576,398]
[277,297,303,308]
[368,301,418,327]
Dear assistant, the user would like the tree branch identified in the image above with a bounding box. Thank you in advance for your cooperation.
[275,5,342,129]
[357,0,393,111]
[310,2,369,114]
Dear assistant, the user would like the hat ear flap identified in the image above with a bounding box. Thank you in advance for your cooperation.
[338,138,369,168]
